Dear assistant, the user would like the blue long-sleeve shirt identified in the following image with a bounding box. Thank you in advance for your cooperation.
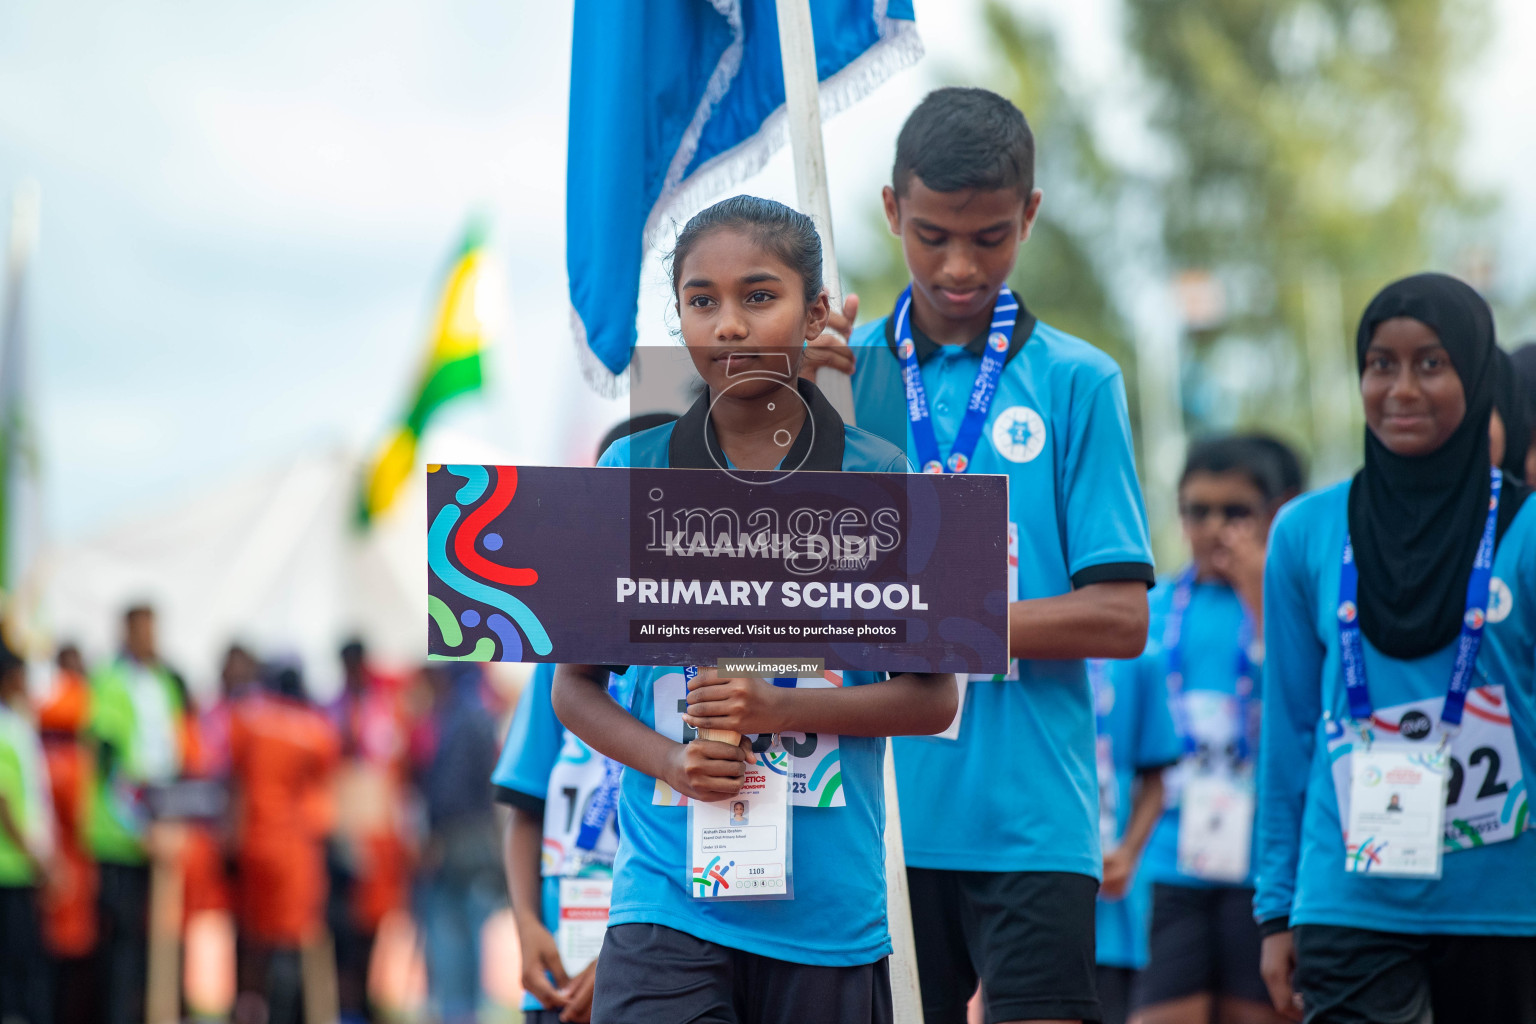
[1257,481,1536,935]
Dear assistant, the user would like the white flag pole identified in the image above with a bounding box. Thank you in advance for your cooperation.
[774,5,924,1023]
[774,0,858,426]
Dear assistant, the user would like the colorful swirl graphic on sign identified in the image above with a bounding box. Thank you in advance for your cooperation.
[426,464,552,661]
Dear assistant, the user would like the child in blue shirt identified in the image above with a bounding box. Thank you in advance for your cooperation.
[1128,436,1301,1024]
[1258,274,1536,1023]
[1090,657,1181,1024]
[814,87,1154,1024]
[494,415,675,1024]
[552,196,957,1024]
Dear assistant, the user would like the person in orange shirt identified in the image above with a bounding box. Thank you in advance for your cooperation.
[328,639,412,1023]
[36,645,99,1024]
[181,644,261,931]
[230,662,340,1024]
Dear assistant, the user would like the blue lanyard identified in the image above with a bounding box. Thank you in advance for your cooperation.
[1163,567,1257,762]
[894,284,1019,474]
[1338,468,1502,731]
[573,673,626,854]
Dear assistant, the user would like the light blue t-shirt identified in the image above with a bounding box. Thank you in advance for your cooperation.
[1094,658,1183,969]
[1140,577,1263,890]
[588,397,915,965]
[492,663,620,1012]
[851,308,1154,877]
[1257,481,1536,935]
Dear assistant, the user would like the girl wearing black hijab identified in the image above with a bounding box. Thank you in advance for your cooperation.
[1253,274,1536,1024]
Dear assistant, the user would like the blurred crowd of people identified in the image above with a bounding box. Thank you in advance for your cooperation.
[0,605,508,1024]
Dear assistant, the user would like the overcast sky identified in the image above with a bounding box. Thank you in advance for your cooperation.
[1,0,1532,541]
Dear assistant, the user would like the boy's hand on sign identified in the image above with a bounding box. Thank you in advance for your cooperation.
[800,293,859,379]
[557,962,597,1023]
[684,669,786,735]
[1100,847,1134,900]
[517,918,570,1009]
[667,735,753,801]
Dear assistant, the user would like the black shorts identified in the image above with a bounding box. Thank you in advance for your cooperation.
[590,922,893,1024]
[907,867,1099,1024]
[1132,883,1269,1008]
[1293,924,1536,1024]
[0,885,49,1024]
[1095,966,1134,1024]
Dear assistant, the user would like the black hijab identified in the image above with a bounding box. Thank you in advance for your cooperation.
[1347,273,1527,660]
[1492,347,1532,483]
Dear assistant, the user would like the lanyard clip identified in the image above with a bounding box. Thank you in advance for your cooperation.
[1435,724,1460,756]
[1354,719,1374,750]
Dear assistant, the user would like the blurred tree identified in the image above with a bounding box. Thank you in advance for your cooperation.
[1124,0,1490,480]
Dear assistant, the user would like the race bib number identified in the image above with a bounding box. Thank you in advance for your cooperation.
[1344,744,1448,878]
[556,876,611,974]
[967,522,1020,687]
[1326,685,1528,854]
[540,733,620,876]
[689,743,791,900]
[651,670,844,807]
[1177,771,1254,882]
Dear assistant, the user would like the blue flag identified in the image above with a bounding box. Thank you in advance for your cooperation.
[566,0,920,388]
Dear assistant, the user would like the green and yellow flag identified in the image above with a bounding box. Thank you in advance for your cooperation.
[358,220,490,526]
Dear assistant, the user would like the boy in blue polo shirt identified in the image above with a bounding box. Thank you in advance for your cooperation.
[552,196,957,1024]
[1091,654,1180,1024]
[815,87,1154,1024]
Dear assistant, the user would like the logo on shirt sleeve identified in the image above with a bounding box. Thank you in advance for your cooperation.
[1487,577,1513,624]
[990,406,1046,463]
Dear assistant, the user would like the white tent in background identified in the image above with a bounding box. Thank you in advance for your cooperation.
[43,431,513,701]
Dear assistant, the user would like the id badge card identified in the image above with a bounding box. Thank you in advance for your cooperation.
[556,875,612,974]
[1345,743,1448,878]
[689,743,792,900]
[1177,771,1254,883]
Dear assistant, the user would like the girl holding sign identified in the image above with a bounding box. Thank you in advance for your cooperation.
[552,196,957,1024]
[1257,274,1536,1023]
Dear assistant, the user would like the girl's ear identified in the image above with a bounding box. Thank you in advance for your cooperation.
[804,288,831,343]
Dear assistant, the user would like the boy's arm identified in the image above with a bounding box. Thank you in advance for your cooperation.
[1121,768,1165,857]
[504,807,569,1009]
[1008,582,1148,660]
[1102,766,1164,900]
[683,669,957,738]
[552,664,752,802]
[1256,508,1322,1023]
